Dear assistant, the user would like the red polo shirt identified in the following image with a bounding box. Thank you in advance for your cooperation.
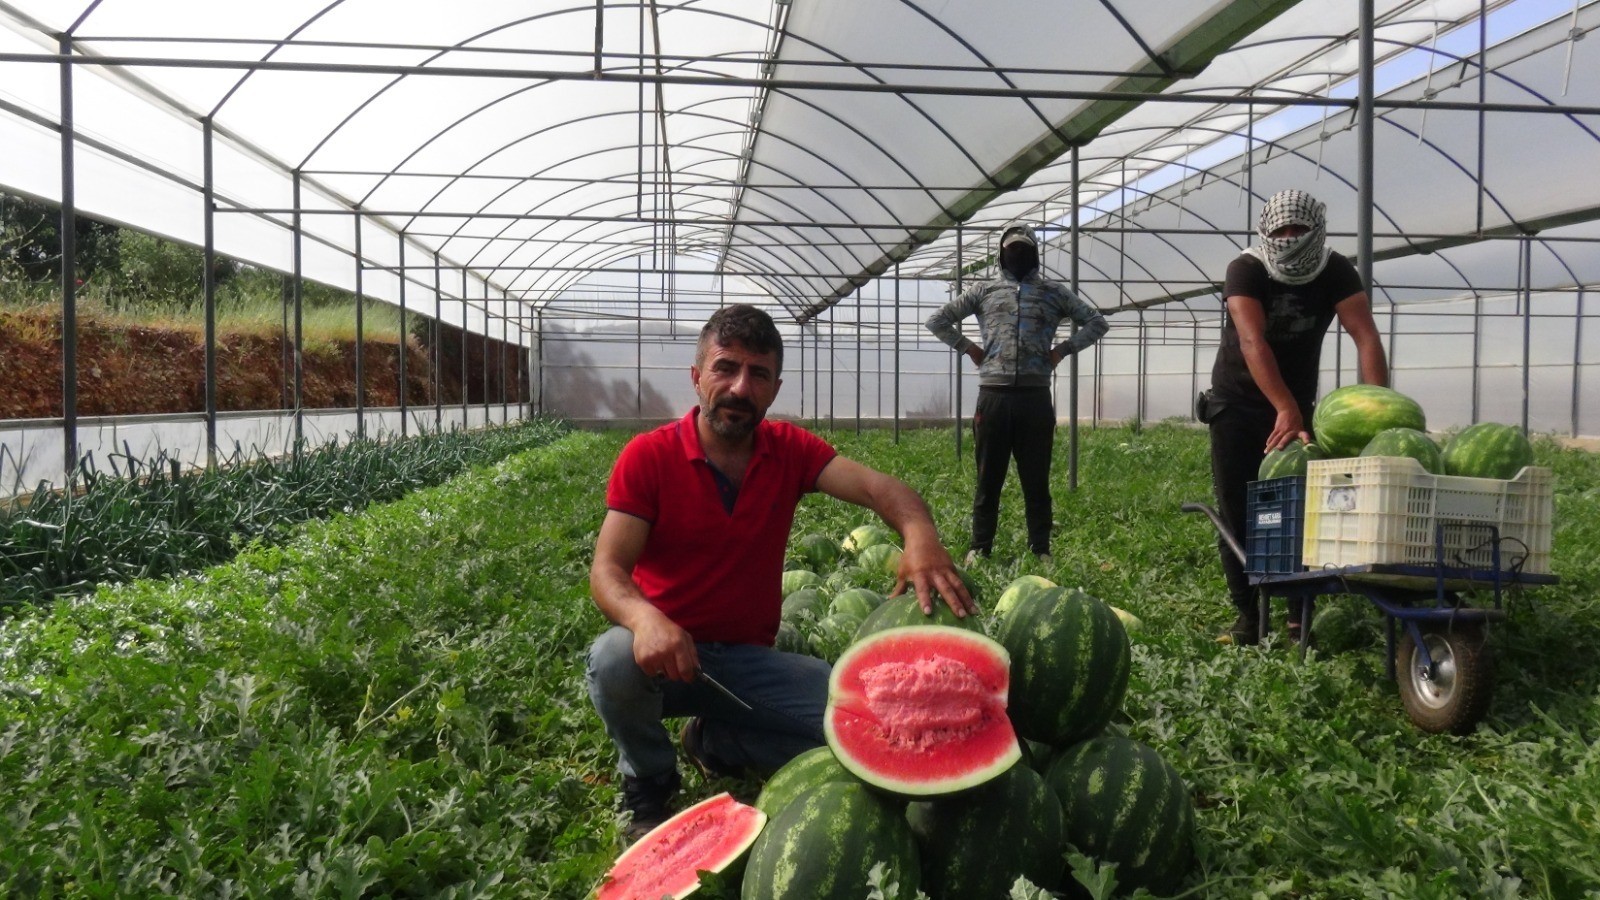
[606,407,837,645]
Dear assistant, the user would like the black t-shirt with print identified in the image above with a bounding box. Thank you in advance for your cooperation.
[1210,250,1364,410]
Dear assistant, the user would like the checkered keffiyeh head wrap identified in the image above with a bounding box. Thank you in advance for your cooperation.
[1246,189,1331,285]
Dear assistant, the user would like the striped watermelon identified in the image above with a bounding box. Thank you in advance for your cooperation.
[993,587,1130,746]
[829,587,885,621]
[1311,384,1426,458]
[781,569,823,597]
[852,593,985,643]
[1257,439,1325,479]
[905,762,1066,899]
[795,533,841,572]
[1440,422,1535,479]
[754,746,858,820]
[842,523,896,556]
[1360,426,1442,473]
[808,612,865,663]
[596,792,765,900]
[824,626,1020,797]
[773,621,810,656]
[741,781,920,900]
[780,588,826,625]
[1044,736,1195,896]
[994,574,1056,619]
[857,543,903,578]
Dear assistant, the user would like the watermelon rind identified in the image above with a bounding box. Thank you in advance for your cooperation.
[905,763,1067,899]
[1311,384,1426,458]
[1440,422,1535,480]
[753,746,859,820]
[741,781,919,900]
[1044,736,1195,896]
[852,593,985,643]
[994,587,1131,747]
[1258,439,1325,480]
[1359,426,1442,474]
[596,792,766,900]
[824,626,1020,797]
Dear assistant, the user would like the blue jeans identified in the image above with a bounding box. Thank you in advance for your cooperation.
[585,625,831,779]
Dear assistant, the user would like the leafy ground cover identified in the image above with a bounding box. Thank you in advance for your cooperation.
[1,421,1596,897]
[1,417,569,611]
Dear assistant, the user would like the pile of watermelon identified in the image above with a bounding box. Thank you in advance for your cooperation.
[1259,383,1536,480]
[596,556,1197,899]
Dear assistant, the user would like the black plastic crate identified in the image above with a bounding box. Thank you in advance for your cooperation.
[1245,475,1307,574]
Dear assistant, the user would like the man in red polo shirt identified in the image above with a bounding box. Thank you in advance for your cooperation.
[586,303,973,840]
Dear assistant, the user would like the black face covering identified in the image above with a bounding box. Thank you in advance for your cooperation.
[1001,243,1038,278]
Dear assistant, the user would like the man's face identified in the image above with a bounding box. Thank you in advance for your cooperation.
[691,338,782,441]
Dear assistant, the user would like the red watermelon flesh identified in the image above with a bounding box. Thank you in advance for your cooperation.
[596,792,766,900]
[824,625,1020,797]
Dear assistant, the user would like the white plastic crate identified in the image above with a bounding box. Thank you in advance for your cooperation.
[1301,456,1553,574]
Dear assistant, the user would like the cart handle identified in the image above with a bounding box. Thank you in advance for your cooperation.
[1181,502,1247,566]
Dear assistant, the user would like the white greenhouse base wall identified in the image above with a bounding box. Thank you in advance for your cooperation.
[0,405,527,501]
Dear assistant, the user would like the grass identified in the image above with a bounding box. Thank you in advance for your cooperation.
[0,421,1596,897]
[1,273,406,344]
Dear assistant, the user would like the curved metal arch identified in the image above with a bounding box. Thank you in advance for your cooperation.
[436,113,906,293]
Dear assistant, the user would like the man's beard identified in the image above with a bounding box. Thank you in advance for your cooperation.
[705,397,760,440]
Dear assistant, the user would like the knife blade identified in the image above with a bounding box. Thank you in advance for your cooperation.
[697,669,753,711]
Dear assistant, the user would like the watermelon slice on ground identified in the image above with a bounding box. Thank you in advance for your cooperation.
[823,625,1021,797]
[595,792,766,900]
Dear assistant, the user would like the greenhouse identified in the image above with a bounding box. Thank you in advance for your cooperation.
[2,1,1600,897]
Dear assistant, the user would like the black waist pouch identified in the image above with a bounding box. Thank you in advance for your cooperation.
[1194,389,1221,425]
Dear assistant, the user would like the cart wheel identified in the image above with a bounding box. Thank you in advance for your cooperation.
[1395,624,1493,735]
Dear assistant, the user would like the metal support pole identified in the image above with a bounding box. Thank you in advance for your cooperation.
[893,264,901,444]
[954,225,964,459]
[398,234,408,437]
[291,172,305,452]
[1521,238,1532,433]
[500,303,507,410]
[1070,145,1081,490]
[1357,0,1376,295]
[433,251,442,432]
[353,210,365,440]
[855,288,862,434]
[58,36,79,477]
[202,119,218,466]
[461,269,469,429]
[483,280,491,423]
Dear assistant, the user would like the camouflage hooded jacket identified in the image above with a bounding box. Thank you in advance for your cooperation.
[925,269,1108,388]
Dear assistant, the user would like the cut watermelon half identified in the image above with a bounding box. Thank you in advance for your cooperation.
[595,792,766,900]
[823,625,1021,797]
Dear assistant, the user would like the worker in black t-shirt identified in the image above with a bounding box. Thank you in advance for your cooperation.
[1202,190,1388,646]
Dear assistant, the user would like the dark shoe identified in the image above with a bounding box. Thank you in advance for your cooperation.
[1217,612,1260,647]
[680,717,744,781]
[620,769,681,841]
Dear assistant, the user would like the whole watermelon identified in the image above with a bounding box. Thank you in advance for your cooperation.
[795,533,841,572]
[781,569,824,597]
[1359,426,1442,473]
[808,613,864,663]
[905,763,1066,899]
[993,587,1130,746]
[754,746,859,820]
[781,588,827,625]
[774,621,811,656]
[829,587,885,621]
[994,574,1056,620]
[742,781,920,900]
[1311,384,1426,458]
[1440,422,1535,479]
[1045,736,1195,896]
[852,594,985,643]
[1257,439,1325,480]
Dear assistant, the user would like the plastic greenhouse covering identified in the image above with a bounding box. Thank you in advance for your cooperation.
[2,0,1599,495]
